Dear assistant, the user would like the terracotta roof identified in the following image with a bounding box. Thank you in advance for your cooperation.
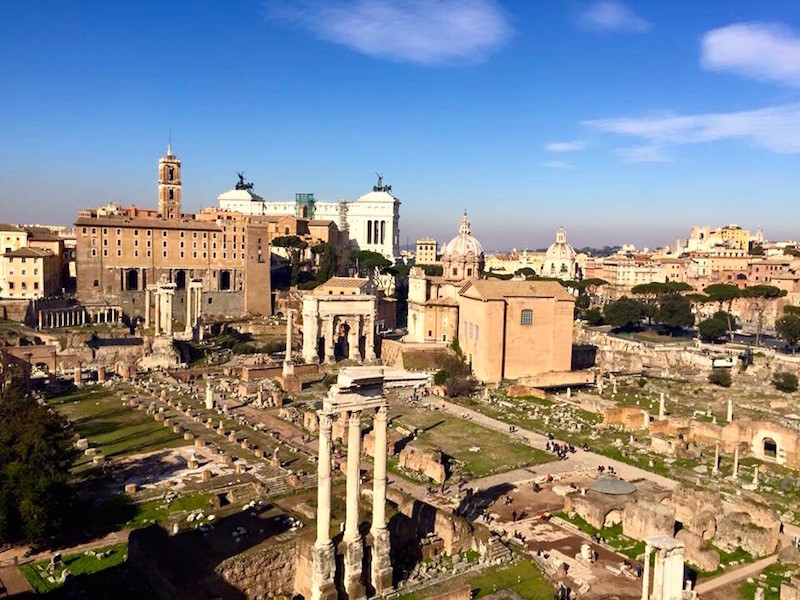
[75,215,222,231]
[426,297,458,307]
[3,247,54,258]
[460,279,574,302]
[308,220,336,226]
[25,227,61,241]
[0,223,24,232]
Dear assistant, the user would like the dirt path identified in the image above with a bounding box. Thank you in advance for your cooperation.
[0,566,33,597]
[695,553,779,594]
[0,530,130,568]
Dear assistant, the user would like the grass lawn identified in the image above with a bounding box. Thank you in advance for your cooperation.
[391,405,553,480]
[21,543,127,594]
[739,562,799,600]
[88,491,217,532]
[557,512,645,560]
[47,386,186,470]
[397,559,553,600]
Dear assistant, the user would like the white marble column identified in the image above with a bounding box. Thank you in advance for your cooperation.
[727,398,733,423]
[712,440,720,475]
[371,404,392,593]
[348,318,362,362]
[185,286,193,333]
[153,292,161,335]
[144,288,150,328]
[658,393,666,421]
[323,317,336,364]
[364,315,376,362]
[302,310,320,364]
[732,446,739,479]
[344,410,365,600]
[164,290,174,335]
[311,412,336,600]
[283,309,295,376]
[641,543,651,600]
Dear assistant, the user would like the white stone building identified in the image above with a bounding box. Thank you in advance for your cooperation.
[217,176,400,262]
[542,227,579,281]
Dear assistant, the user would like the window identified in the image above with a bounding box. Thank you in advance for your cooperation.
[34,282,39,290]
[134,229,139,236]
[82,227,87,235]
[180,231,185,238]
[93,279,99,287]
[91,248,97,257]
[8,282,13,289]
[116,228,121,235]
[103,228,108,235]
[521,309,533,326]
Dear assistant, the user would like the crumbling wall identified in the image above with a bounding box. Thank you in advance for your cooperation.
[603,407,649,430]
[715,512,779,557]
[665,486,723,538]
[397,445,446,483]
[215,538,301,598]
[388,488,476,555]
[622,499,675,540]
[676,530,720,573]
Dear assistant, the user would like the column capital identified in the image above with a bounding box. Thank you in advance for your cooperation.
[348,409,362,424]
[375,404,388,419]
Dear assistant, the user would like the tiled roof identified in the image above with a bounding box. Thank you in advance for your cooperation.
[460,279,574,302]
[3,247,54,258]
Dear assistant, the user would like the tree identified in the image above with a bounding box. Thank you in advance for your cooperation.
[420,264,443,277]
[654,294,694,333]
[0,390,76,544]
[776,314,800,353]
[272,235,309,286]
[742,285,787,346]
[312,242,337,286]
[584,307,603,326]
[751,243,765,256]
[698,317,728,343]
[708,369,731,387]
[704,284,741,341]
[350,250,391,276]
[603,297,646,329]
[784,305,800,317]
[773,372,798,393]
[631,282,663,324]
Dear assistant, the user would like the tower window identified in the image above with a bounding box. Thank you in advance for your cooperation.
[168,167,174,181]
[169,189,174,201]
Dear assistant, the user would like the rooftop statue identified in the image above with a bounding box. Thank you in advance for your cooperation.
[235,171,254,191]
[373,172,392,193]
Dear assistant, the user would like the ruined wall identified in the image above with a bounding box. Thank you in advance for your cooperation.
[603,407,649,430]
[715,512,779,557]
[622,499,675,540]
[215,538,301,599]
[665,486,723,539]
[397,445,446,483]
[676,530,720,573]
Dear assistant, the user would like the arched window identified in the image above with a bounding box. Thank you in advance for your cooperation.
[168,167,174,182]
[521,309,533,326]
[168,189,174,201]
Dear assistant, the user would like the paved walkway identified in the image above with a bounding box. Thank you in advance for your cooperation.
[695,553,779,594]
[0,566,33,597]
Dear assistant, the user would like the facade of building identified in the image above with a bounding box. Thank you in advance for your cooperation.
[415,237,439,265]
[407,213,485,343]
[1,247,61,299]
[458,279,575,383]
[217,176,401,262]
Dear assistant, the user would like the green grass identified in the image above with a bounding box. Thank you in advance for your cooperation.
[558,512,645,560]
[396,558,552,600]
[391,406,553,480]
[739,562,799,600]
[47,386,186,470]
[89,492,216,531]
[21,543,127,594]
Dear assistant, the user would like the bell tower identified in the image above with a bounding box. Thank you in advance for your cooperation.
[158,144,182,219]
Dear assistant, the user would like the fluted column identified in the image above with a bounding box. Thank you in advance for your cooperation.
[283,309,295,376]
[311,412,336,600]
[154,292,161,335]
[641,543,651,600]
[344,410,365,600]
[371,404,392,593]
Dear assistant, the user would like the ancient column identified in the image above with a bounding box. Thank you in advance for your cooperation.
[303,312,320,364]
[641,543,651,600]
[74,362,82,386]
[153,291,161,335]
[753,465,759,487]
[348,318,362,362]
[283,309,295,376]
[323,317,336,364]
[712,440,720,475]
[658,393,666,421]
[343,410,365,600]
[205,381,214,410]
[371,405,392,593]
[364,315,376,362]
[311,412,337,600]
[185,286,193,333]
[732,446,740,479]
[652,546,664,600]
[164,289,174,335]
[726,398,733,423]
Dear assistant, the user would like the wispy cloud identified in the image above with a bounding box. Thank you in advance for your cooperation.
[545,140,586,153]
[264,0,513,66]
[542,160,575,169]
[577,2,651,33]
[615,145,670,163]
[582,104,800,154]
[701,22,800,88]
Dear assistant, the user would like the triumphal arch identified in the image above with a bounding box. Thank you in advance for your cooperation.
[302,277,378,364]
[312,367,391,600]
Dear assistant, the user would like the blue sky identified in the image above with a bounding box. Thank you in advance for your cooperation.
[1,1,798,250]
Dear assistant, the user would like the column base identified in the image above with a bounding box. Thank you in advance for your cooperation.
[311,541,337,600]
[343,537,366,600]
[370,527,393,594]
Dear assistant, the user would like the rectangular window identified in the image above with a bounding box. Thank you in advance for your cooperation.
[103,249,108,257]
[82,227,87,235]
[34,282,39,290]
[117,249,121,257]
[134,250,139,257]
[147,250,151,257]
[116,228,121,235]
[91,248,97,257]
[103,228,108,234]
[134,229,139,236]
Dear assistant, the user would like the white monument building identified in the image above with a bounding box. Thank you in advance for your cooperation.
[217,175,401,262]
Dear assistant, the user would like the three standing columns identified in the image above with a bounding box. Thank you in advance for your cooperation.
[312,404,391,600]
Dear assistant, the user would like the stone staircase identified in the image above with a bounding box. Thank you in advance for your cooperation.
[484,534,512,564]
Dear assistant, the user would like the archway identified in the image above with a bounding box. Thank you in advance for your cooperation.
[125,269,139,291]
[335,322,351,361]
[175,270,187,290]
[763,437,778,459]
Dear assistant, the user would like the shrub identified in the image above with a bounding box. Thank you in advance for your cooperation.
[584,308,603,326]
[773,372,799,393]
[321,373,337,388]
[709,369,732,388]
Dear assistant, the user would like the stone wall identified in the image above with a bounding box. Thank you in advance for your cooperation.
[397,445,446,483]
[603,406,649,430]
[676,530,720,572]
[715,512,779,557]
[622,499,675,540]
[215,538,300,599]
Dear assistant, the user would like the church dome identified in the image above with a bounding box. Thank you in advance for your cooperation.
[545,227,576,262]
[443,212,484,259]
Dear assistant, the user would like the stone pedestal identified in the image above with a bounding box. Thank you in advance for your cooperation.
[370,527,393,594]
[343,410,365,600]
[311,542,338,600]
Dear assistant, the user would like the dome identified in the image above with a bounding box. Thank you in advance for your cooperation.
[545,227,576,262]
[589,477,637,496]
[443,212,484,258]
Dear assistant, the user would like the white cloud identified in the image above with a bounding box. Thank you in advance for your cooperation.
[264,0,513,66]
[545,140,586,152]
[582,104,800,154]
[615,145,671,163]
[701,22,800,88]
[577,2,651,33]
[542,160,575,169]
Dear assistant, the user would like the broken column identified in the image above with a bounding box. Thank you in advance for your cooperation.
[658,393,666,421]
[712,440,720,475]
[647,535,685,600]
[727,398,733,423]
[283,309,295,377]
[732,446,740,479]
[205,381,214,410]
